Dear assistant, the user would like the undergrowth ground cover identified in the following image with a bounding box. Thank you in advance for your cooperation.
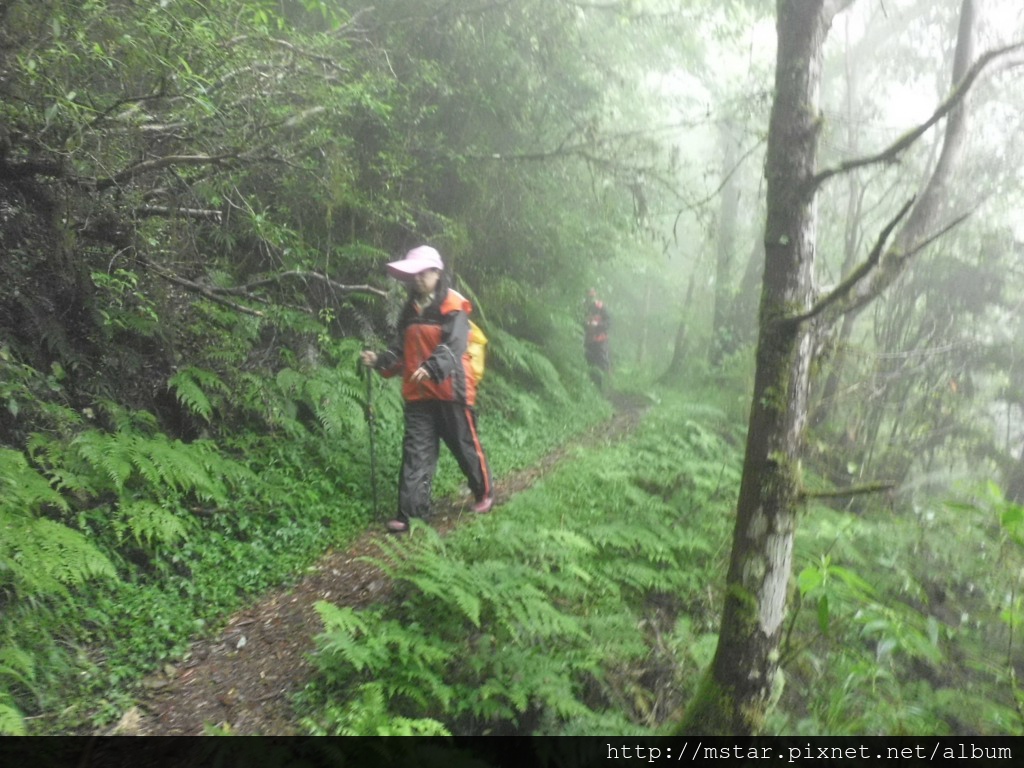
[8,365,1024,736]
[775,483,1024,735]
[2,359,610,735]
[299,383,1024,737]
[298,392,743,735]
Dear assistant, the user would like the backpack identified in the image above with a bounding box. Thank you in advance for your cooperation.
[467,320,488,382]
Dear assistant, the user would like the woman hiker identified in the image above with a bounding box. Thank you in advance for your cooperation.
[360,245,494,533]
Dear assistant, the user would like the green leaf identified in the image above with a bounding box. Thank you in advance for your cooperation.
[817,593,830,634]
[797,565,823,595]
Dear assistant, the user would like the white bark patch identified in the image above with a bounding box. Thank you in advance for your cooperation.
[758,531,794,636]
[742,508,770,585]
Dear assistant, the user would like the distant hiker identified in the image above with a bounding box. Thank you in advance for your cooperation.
[583,288,611,386]
[360,245,493,533]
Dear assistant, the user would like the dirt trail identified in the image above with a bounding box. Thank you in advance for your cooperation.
[126,399,646,735]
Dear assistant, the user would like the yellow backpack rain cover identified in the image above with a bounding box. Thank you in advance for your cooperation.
[467,320,487,382]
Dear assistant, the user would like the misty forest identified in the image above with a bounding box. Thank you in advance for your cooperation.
[4,0,1024,738]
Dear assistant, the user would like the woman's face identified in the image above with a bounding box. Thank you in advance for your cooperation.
[412,268,441,298]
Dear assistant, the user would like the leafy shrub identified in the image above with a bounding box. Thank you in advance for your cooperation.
[773,483,1024,735]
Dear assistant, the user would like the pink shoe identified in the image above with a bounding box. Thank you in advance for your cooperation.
[471,494,494,514]
[386,519,409,533]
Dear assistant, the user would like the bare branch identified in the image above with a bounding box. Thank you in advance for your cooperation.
[798,205,974,325]
[97,153,239,190]
[799,482,895,501]
[138,258,264,318]
[808,40,1024,194]
[219,270,389,299]
[839,208,974,320]
[133,205,223,222]
[790,197,915,325]
[823,0,858,21]
[223,35,351,73]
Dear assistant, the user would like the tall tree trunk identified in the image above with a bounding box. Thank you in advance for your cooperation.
[659,277,695,385]
[711,119,741,365]
[637,280,651,367]
[680,0,991,735]
[679,0,837,734]
[810,14,864,431]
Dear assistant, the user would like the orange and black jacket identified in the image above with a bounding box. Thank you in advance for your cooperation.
[584,300,610,344]
[375,286,478,406]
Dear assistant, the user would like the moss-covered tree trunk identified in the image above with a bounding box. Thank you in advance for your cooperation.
[679,0,841,735]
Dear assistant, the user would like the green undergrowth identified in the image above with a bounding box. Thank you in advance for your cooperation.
[773,482,1024,735]
[297,392,744,735]
[2,353,609,734]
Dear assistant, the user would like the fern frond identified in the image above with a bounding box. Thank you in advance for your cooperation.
[0,646,35,691]
[168,367,227,422]
[313,602,383,673]
[2,516,116,598]
[0,448,69,514]
[488,328,569,401]
[71,431,131,492]
[118,500,192,547]
[0,699,26,736]
[275,367,306,394]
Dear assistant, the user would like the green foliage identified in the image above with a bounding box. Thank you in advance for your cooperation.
[0,447,119,734]
[0,448,117,600]
[486,328,570,402]
[0,346,83,443]
[771,482,1024,736]
[91,270,161,337]
[300,393,741,735]
[168,367,228,423]
[0,312,615,733]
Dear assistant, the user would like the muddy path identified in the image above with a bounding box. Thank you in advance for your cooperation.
[125,397,647,735]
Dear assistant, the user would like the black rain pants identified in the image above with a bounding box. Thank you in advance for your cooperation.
[397,399,492,523]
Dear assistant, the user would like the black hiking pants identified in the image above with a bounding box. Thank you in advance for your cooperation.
[397,400,491,523]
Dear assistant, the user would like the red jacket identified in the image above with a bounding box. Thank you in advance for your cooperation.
[376,288,478,406]
[584,300,610,344]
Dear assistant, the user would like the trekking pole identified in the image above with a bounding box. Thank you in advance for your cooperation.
[363,364,380,520]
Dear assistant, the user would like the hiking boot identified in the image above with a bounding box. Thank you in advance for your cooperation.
[471,494,494,514]
[386,519,409,533]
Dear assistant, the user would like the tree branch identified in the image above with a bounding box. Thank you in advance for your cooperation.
[808,40,1024,194]
[219,270,389,299]
[790,196,915,325]
[223,35,351,73]
[96,153,239,190]
[799,482,895,502]
[133,205,223,222]
[823,0,858,21]
[795,204,974,325]
[137,258,264,318]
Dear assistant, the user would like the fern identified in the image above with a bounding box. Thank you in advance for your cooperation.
[302,682,450,736]
[272,362,367,438]
[0,449,116,599]
[0,699,26,736]
[297,392,746,736]
[313,603,382,675]
[4,517,118,597]
[66,429,251,504]
[313,601,456,716]
[117,500,193,547]
[487,327,569,401]
[168,366,228,422]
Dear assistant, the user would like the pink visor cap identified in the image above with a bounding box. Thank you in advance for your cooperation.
[387,245,444,280]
